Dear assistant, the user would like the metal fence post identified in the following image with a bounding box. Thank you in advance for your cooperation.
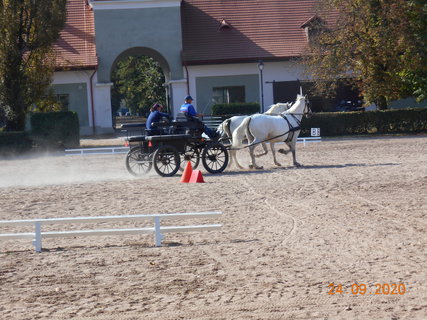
[154,216,163,247]
[32,221,42,252]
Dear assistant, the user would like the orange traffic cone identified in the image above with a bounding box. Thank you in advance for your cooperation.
[180,161,193,183]
[189,170,205,183]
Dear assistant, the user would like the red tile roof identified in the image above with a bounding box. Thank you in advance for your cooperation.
[181,0,330,65]
[54,0,97,70]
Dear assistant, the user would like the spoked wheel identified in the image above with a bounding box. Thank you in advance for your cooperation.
[201,141,229,174]
[125,146,152,176]
[153,145,181,177]
[179,143,200,171]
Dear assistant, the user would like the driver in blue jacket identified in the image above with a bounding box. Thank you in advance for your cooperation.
[180,95,219,140]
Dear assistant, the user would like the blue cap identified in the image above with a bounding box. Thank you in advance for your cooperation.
[185,95,193,101]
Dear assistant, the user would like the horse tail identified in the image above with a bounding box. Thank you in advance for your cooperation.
[244,117,254,144]
[223,118,232,138]
[232,116,251,149]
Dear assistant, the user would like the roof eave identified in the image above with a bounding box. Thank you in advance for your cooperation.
[183,55,299,66]
[55,65,98,72]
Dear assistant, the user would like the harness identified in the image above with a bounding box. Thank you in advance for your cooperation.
[280,113,301,143]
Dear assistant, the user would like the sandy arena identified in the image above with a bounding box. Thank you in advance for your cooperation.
[0,135,426,319]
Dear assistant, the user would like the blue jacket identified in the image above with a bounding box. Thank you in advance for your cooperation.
[146,110,171,129]
[180,103,197,117]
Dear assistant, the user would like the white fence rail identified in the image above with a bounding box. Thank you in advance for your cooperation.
[65,146,129,156]
[297,136,322,146]
[0,211,222,252]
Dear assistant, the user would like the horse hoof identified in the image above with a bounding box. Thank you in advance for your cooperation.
[256,166,263,170]
[248,165,253,169]
[294,162,301,167]
[278,149,288,154]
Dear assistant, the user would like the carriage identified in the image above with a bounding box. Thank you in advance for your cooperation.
[123,118,229,177]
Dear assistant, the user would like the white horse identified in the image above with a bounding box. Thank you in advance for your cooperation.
[217,102,291,140]
[216,102,292,167]
[231,94,311,169]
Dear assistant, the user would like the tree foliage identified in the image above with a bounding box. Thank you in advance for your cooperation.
[111,56,166,116]
[303,0,427,109]
[0,0,67,130]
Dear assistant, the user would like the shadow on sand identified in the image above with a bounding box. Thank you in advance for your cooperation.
[216,162,400,176]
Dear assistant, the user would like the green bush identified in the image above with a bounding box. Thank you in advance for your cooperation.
[300,108,427,137]
[31,111,80,150]
[0,132,33,156]
[212,102,260,116]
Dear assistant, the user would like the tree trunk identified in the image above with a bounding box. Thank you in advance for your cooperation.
[5,113,26,131]
[376,95,388,110]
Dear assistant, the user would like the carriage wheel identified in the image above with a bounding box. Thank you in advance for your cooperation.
[201,142,229,174]
[179,143,200,171]
[125,146,152,176]
[153,145,181,177]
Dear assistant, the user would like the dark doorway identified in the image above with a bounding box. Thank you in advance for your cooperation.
[272,80,361,112]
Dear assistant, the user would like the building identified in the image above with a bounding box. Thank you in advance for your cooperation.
[54,0,344,135]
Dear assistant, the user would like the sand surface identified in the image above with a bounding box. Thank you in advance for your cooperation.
[0,135,426,319]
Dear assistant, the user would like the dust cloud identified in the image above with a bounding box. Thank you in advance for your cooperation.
[0,153,137,188]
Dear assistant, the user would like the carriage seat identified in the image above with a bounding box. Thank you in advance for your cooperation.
[174,113,204,128]
[127,135,146,142]
[146,121,174,135]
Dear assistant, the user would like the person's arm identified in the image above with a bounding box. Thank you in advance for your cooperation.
[159,111,172,119]
[188,105,202,117]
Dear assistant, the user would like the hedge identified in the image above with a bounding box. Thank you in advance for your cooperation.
[0,132,33,156]
[212,102,260,116]
[31,111,80,150]
[300,108,427,137]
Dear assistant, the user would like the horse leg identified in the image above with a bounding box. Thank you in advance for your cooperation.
[229,149,244,169]
[271,143,281,166]
[248,144,263,169]
[290,142,301,167]
[278,143,291,155]
[255,143,268,158]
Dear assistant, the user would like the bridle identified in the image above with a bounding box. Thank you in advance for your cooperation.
[303,95,312,118]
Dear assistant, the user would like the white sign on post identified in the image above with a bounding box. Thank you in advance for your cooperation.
[311,128,321,137]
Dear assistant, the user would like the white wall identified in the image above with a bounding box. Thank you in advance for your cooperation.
[187,61,308,107]
[53,70,114,135]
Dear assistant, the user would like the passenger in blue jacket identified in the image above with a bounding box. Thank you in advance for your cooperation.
[180,95,219,140]
[146,103,171,130]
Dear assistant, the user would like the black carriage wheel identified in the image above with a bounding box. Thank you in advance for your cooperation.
[179,143,200,171]
[201,142,229,174]
[125,146,152,176]
[153,145,181,177]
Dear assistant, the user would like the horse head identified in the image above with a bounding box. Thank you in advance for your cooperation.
[283,94,310,117]
[303,95,312,118]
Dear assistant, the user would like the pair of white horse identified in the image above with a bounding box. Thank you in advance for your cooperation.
[218,94,311,169]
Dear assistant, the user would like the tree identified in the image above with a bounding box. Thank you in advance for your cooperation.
[302,0,427,109]
[111,56,166,117]
[0,0,66,131]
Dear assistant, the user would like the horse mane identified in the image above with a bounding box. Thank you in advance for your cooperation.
[282,95,306,114]
[264,102,292,115]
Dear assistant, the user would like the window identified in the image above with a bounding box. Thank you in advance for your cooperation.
[301,16,327,45]
[212,86,245,104]
[56,94,70,111]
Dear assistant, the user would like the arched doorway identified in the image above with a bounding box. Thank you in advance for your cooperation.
[111,47,171,118]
